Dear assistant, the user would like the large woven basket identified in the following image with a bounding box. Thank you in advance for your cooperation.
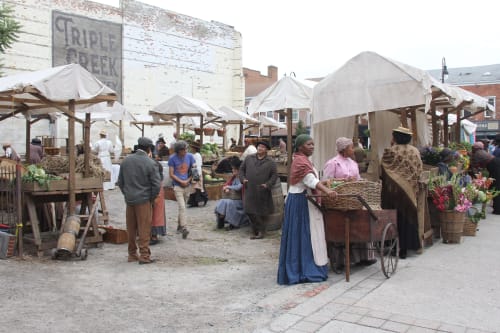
[463,218,478,236]
[439,210,465,243]
[322,180,381,210]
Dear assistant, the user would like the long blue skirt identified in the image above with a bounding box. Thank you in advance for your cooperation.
[277,192,328,285]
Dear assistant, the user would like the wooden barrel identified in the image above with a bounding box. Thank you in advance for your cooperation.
[439,210,465,244]
[57,232,76,254]
[267,179,284,231]
[62,215,81,236]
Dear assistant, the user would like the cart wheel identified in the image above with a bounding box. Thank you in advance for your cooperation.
[80,248,88,261]
[51,248,58,260]
[380,222,399,278]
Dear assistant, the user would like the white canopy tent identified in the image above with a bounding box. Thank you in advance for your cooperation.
[218,106,260,148]
[0,63,116,212]
[149,95,225,145]
[247,76,316,177]
[311,51,492,175]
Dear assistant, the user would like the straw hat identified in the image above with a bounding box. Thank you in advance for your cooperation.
[99,129,107,136]
[392,126,413,135]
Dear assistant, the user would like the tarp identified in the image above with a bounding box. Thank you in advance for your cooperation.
[258,115,286,130]
[218,106,260,124]
[247,76,316,115]
[0,63,116,116]
[76,102,136,122]
[150,95,224,120]
[312,51,442,124]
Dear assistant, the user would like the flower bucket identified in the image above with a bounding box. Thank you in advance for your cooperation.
[438,210,465,244]
[463,218,478,236]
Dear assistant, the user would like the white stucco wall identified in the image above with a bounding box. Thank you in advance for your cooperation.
[1,0,243,152]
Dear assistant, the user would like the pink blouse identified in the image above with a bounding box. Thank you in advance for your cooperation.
[322,155,361,180]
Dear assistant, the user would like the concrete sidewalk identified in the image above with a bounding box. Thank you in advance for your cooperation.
[258,210,499,333]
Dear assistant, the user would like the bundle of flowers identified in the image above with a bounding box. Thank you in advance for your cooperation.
[429,174,476,213]
[472,174,500,203]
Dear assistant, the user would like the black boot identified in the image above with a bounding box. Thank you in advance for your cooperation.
[216,215,225,229]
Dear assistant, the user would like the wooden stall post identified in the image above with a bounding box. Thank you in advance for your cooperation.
[84,113,91,177]
[443,108,449,147]
[68,100,76,214]
[431,106,438,147]
[25,118,31,162]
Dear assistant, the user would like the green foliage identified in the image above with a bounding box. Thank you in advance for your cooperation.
[22,165,61,188]
[179,132,195,143]
[295,120,308,136]
[449,141,472,153]
[0,4,21,53]
[0,4,22,75]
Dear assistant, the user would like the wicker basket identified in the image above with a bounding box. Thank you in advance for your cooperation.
[221,189,241,200]
[463,219,478,236]
[203,128,215,136]
[439,210,465,243]
[322,180,381,210]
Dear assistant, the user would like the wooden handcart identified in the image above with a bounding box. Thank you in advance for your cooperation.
[312,181,399,282]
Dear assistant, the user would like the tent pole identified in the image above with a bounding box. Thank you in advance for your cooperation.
[431,106,438,146]
[455,109,461,143]
[443,108,449,147]
[25,118,31,163]
[199,115,204,145]
[176,115,181,140]
[239,123,244,146]
[68,100,76,214]
[286,108,293,189]
[222,122,227,152]
[84,114,91,177]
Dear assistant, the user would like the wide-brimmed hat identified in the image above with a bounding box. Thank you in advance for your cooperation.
[99,129,107,136]
[256,141,271,149]
[31,138,42,145]
[189,141,201,150]
[392,126,413,135]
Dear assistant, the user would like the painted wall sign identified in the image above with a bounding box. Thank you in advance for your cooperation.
[52,10,123,101]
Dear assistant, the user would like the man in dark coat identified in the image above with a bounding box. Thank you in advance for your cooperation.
[239,140,278,239]
[118,137,161,264]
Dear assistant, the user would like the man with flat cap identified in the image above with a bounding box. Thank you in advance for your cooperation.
[118,137,161,264]
[239,140,278,239]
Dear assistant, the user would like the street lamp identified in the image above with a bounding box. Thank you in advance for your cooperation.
[441,57,449,83]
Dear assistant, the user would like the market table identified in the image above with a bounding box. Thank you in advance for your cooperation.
[23,181,108,257]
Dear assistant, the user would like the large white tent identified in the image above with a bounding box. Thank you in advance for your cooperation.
[311,51,493,173]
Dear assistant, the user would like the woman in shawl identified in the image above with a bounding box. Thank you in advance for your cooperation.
[277,134,337,285]
[214,158,250,230]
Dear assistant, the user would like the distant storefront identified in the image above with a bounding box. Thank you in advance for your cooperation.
[475,120,500,139]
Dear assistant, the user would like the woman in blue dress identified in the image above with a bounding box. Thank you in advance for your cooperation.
[277,134,337,285]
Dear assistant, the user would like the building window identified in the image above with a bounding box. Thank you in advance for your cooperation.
[278,109,299,123]
[266,111,274,119]
[485,96,496,118]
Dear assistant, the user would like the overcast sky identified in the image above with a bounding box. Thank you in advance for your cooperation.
[96,0,500,79]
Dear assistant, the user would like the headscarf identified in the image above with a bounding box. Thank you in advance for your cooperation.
[472,142,484,151]
[294,134,312,152]
[336,137,353,153]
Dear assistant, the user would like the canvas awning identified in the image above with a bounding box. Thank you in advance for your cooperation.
[149,95,225,144]
[0,63,116,212]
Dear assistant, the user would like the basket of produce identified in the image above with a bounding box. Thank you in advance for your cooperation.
[322,180,381,211]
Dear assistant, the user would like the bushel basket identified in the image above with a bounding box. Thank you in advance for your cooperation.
[322,180,381,210]
[439,210,465,243]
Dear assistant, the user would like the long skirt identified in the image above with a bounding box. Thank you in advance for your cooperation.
[151,187,166,237]
[214,199,249,227]
[277,192,328,285]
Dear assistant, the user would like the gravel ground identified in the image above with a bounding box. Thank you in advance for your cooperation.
[0,188,323,333]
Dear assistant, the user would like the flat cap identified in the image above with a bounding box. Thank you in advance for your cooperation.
[138,137,153,147]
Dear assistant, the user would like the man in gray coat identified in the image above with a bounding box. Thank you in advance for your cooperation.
[118,137,161,264]
[239,141,278,239]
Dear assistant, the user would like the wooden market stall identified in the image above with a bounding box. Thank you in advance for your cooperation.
[0,64,117,256]
[311,51,493,253]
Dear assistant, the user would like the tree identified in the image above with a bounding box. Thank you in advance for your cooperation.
[295,119,308,136]
[0,4,21,73]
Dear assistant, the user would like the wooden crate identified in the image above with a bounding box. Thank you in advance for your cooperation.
[101,227,128,244]
[23,175,102,192]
